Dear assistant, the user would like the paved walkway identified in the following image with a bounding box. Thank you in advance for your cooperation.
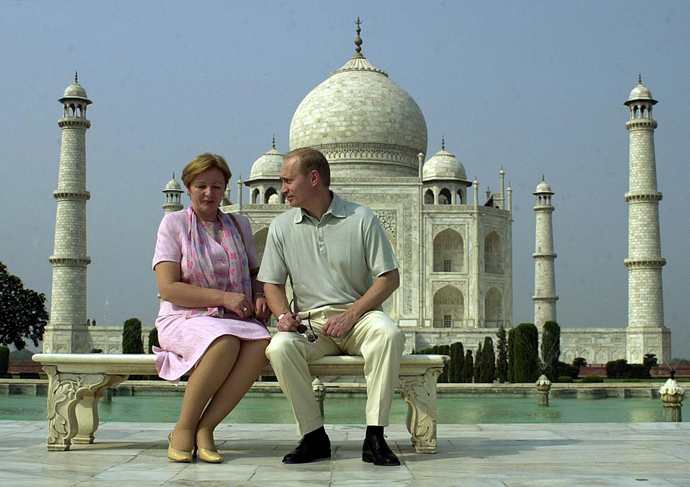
[1,421,689,486]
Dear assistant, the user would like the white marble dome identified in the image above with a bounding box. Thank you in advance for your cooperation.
[249,144,284,180]
[165,176,182,191]
[62,76,89,101]
[423,145,467,181]
[628,82,653,101]
[535,179,553,194]
[289,48,427,178]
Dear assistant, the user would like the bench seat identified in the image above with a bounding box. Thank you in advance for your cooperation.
[33,353,448,453]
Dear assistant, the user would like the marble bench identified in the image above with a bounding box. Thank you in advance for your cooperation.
[33,353,449,453]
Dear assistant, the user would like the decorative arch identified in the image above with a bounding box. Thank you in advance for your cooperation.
[424,189,434,204]
[484,231,503,274]
[484,287,503,327]
[433,229,463,273]
[253,227,269,263]
[251,188,260,204]
[264,187,278,204]
[455,189,463,204]
[433,285,464,328]
[439,188,452,205]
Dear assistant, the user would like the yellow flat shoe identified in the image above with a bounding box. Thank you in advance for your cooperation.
[168,432,193,463]
[197,446,223,463]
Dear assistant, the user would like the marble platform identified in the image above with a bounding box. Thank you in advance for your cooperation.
[1,421,689,486]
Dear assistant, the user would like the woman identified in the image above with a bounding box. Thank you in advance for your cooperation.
[152,153,271,463]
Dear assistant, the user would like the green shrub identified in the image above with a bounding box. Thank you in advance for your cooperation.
[629,364,650,379]
[557,361,578,379]
[496,326,508,383]
[582,375,604,383]
[0,345,9,376]
[473,342,482,384]
[558,376,573,383]
[122,318,144,354]
[512,323,540,382]
[507,328,515,382]
[606,359,629,379]
[450,342,464,383]
[148,327,160,354]
[462,349,474,383]
[541,321,561,382]
[480,336,495,383]
[438,344,450,383]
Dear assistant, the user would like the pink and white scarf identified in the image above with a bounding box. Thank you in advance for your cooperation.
[181,206,252,317]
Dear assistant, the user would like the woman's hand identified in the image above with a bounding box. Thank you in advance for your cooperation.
[253,296,271,323]
[222,292,254,319]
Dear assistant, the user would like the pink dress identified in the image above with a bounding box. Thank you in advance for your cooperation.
[152,209,270,382]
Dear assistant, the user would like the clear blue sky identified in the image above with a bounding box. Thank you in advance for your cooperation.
[1,1,688,359]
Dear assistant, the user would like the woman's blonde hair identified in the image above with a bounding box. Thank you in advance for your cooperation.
[181,153,232,188]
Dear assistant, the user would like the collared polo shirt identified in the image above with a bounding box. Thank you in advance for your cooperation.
[258,192,398,312]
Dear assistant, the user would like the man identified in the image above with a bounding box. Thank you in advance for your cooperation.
[259,147,405,466]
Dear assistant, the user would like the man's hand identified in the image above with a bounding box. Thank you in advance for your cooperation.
[277,312,302,333]
[253,296,271,323]
[322,311,357,338]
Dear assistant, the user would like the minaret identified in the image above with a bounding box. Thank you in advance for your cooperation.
[533,177,558,328]
[623,77,670,362]
[162,173,183,214]
[44,74,93,353]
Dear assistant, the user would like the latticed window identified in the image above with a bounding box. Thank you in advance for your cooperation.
[433,229,463,272]
[443,315,452,328]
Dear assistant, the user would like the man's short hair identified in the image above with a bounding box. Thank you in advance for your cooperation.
[285,147,331,187]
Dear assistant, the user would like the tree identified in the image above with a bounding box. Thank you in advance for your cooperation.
[148,327,160,354]
[541,321,561,382]
[572,357,588,376]
[507,327,515,382]
[496,326,508,383]
[450,342,464,383]
[122,318,144,354]
[0,262,48,349]
[473,342,482,384]
[512,323,540,382]
[438,344,450,383]
[643,353,658,374]
[606,359,630,379]
[480,336,496,383]
[462,349,474,383]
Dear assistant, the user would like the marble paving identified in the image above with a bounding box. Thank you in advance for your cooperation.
[0,421,689,486]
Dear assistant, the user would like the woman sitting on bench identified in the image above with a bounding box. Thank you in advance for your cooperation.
[152,153,270,463]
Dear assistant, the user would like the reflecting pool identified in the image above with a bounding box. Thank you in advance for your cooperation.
[0,393,672,424]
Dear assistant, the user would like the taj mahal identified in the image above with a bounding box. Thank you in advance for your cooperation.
[43,24,671,365]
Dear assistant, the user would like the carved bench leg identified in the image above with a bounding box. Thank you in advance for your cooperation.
[398,368,443,454]
[74,375,128,444]
[43,366,125,451]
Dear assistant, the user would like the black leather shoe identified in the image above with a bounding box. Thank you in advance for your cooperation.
[362,435,400,466]
[282,434,331,464]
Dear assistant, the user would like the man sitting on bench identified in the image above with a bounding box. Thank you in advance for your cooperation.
[260,148,406,467]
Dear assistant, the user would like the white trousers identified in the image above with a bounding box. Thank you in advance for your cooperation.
[265,306,406,435]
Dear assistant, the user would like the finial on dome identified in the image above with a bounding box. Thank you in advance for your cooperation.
[272,134,276,150]
[75,71,79,83]
[354,17,363,57]
[542,174,545,181]
[172,172,175,179]
[639,73,642,84]
[441,136,445,151]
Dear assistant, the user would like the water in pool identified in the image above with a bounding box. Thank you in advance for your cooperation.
[0,393,670,424]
